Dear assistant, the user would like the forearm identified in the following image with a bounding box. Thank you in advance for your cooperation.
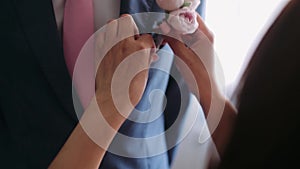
[209,99,236,157]
[195,79,237,157]
[168,40,237,156]
[48,124,105,169]
[48,97,124,169]
[165,13,237,160]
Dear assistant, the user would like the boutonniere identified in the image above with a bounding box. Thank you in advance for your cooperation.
[156,0,201,35]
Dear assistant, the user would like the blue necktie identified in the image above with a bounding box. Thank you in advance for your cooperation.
[99,1,173,169]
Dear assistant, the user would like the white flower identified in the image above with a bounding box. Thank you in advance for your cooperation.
[156,0,201,35]
[167,7,199,34]
[156,0,185,11]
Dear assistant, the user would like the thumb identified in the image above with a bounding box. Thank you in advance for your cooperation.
[196,14,214,43]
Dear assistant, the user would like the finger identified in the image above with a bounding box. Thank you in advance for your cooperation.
[151,53,159,63]
[95,29,105,50]
[196,14,214,43]
[107,19,115,23]
[104,19,118,43]
[135,34,156,64]
[94,30,106,67]
[117,14,139,40]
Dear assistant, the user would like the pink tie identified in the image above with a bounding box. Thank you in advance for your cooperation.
[63,0,95,109]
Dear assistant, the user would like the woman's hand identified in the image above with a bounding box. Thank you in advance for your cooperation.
[49,15,157,169]
[95,15,156,129]
[164,14,237,159]
[164,14,215,114]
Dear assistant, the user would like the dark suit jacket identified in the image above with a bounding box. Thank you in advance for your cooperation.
[219,0,300,168]
[0,0,206,168]
[1,0,77,168]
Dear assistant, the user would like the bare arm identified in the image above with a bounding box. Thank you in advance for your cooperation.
[48,122,108,169]
[48,15,155,169]
[48,97,127,169]
[165,15,237,157]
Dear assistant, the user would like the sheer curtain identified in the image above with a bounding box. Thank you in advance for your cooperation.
[206,0,289,95]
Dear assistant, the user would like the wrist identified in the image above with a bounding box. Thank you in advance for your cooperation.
[79,96,123,150]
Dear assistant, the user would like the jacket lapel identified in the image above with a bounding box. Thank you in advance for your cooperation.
[12,0,78,120]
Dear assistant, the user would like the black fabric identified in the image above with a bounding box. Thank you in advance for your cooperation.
[0,0,77,168]
[219,1,300,168]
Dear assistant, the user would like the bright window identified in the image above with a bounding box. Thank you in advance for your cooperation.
[206,0,289,93]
